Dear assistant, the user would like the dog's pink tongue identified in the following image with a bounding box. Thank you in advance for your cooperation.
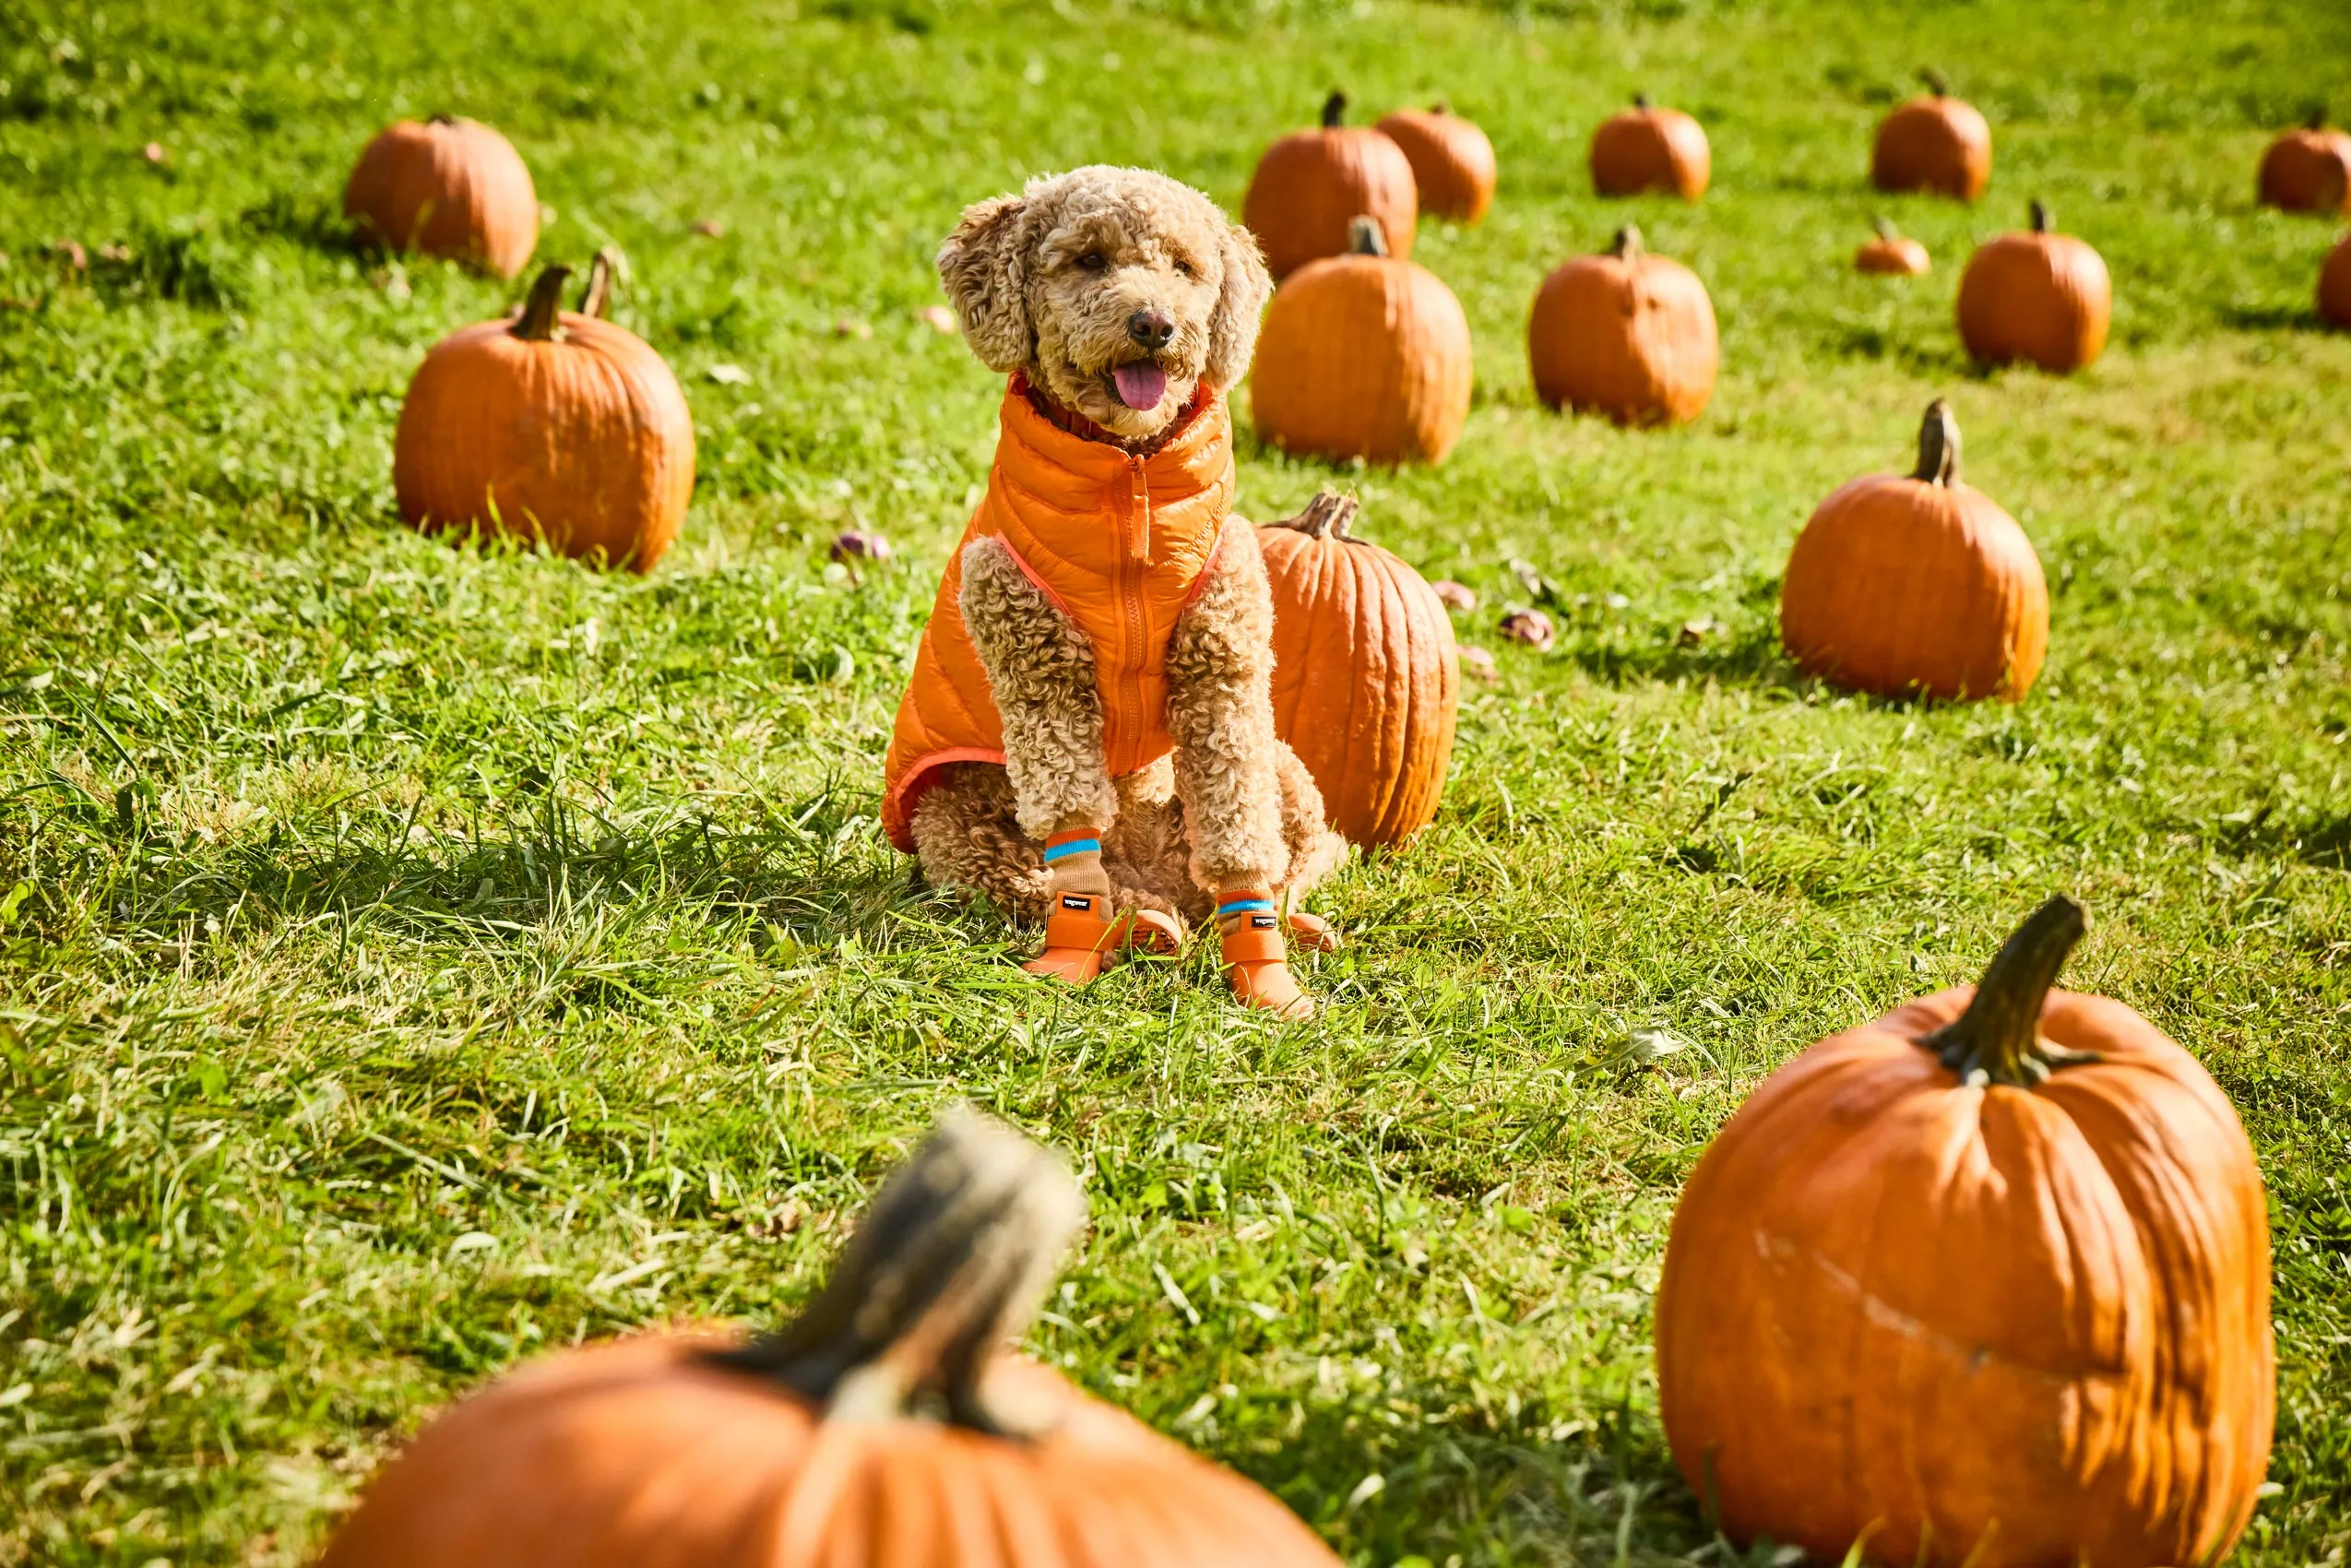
[1112,362,1168,411]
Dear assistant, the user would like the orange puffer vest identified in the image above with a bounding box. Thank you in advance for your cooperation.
[881,375,1235,851]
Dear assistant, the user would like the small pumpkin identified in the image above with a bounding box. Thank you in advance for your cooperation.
[318,1111,1344,1568]
[1260,493,1458,847]
[1589,93,1709,201]
[394,254,696,572]
[343,114,538,278]
[1243,91,1419,281]
[1656,895,2274,1568]
[1870,69,1992,202]
[1956,199,2110,373]
[2258,109,2351,214]
[1780,399,2047,703]
[2321,230,2351,328]
[1375,102,1497,224]
[1251,218,1473,466]
[1854,216,1930,276]
[1528,225,1717,426]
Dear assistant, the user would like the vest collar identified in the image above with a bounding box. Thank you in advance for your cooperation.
[995,374,1230,515]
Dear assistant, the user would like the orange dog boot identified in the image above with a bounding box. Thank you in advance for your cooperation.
[1218,892,1313,1019]
[1025,891,1118,985]
[1285,909,1341,953]
[1110,907,1184,956]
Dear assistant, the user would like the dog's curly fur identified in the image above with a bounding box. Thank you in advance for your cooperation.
[913,165,1345,927]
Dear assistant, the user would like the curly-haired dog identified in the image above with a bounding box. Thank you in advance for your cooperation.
[880,165,1347,1016]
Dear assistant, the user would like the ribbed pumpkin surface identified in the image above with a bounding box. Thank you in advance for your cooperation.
[317,1333,1337,1568]
[394,307,696,571]
[343,116,538,278]
[1656,981,2274,1567]
[1375,107,1497,224]
[1242,104,1418,280]
[1251,251,1472,466]
[1528,233,1716,426]
[1589,103,1709,200]
[1870,95,1992,202]
[1957,218,2110,373]
[1260,515,1457,846]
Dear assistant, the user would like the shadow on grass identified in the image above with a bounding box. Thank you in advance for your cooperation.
[2220,303,2325,335]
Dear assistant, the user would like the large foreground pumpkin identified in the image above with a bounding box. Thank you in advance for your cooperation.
[2257,111,2351,215]
[1780,399,2047,702]
[1528,225,1716,425]
[318,1111,1342,1568]
[1251,218,1473,465]
[1261,493,1458,846]
[1242,92,1418,280]
[1656,895,2274,1568]
[1871,71,1992,202]
[394,255,696,571]
[344,114,538,278]
[1957,200,2109,373]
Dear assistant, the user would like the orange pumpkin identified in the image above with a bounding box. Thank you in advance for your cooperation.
[1251,218,1472,466]
[2321,230,2351,328]
[1656,895,2274,1568]
[318,1111,1343,1568]
[1375,102,1497,224]
[344,114,538,278]
[394,257,696,572]
[1528,225,1716,426]
[1780,399,2047,703]
[1589,94,1709,201]
[2258,110,2351,214]
[1261,493,1458,847]
[1242,92,1418,281]
[1870,70,1991,202]
[1956,200,2110,373]
[1855,216,1930,276]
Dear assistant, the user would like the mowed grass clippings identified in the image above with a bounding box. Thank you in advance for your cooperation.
[3,0,2349,1562]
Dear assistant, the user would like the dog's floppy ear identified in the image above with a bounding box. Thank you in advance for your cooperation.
[1205,220,1273,392]
[936,195,1032,374]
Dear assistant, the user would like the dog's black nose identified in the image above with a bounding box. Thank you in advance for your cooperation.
[1126,309,1175,350]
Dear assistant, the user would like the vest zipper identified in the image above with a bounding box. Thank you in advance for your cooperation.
[1119,455,1149,777]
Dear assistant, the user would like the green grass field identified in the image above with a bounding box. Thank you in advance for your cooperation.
[6,0,2350,1561]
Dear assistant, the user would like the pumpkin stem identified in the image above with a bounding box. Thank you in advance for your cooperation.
[510,265,572,342]
[2029,198,2053,233]
[1871,215,1901,244]
[711,1108,1085,1437]
[1322,90,1348,128]
[1610,225,1645,264]
[1918,67,1950,99]
[428,113,456,126]
[1431,99,1452,115]
[2307,105,2328,132]
[578,246,620,319]
[1923,896,2100,1087]
[1633,91,1654,109]
[1346,216,1390,257]
[1271,490,1360,541]
[1911,398,1961,486]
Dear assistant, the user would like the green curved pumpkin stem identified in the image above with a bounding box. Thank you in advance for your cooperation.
[2029,198,2053,233]
[577,247,620,319]
[510,265,572,342]
[1346,215,1390,257]
[1912,398,1961,486]
[1919,66,1950,99]
[1871,215,1902,244]
[1611,224,1646,265]
[711,1108,1085,1437]
[1924,896,2103,1087]
[1322,90,1348,128]
[1272,490,1361,542]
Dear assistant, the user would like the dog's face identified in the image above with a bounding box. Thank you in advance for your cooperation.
[937,166,1272,444]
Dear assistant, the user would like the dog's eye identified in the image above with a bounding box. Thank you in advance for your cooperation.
[1075,251,1108,272]
[1173,258,1197,279]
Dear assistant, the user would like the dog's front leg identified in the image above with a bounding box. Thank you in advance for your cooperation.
[957,537,1117,902]
[1166,520,1312,1016]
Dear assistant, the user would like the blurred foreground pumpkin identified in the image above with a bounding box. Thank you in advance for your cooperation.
[344,114,538,278]
[2258,110,2351,214]
[1242,91,1418,280]
[1528,225,1716,425]
[1956,199,2109,373]
[1780,399,2047,703]
[1251,217,1472,465]
[1376,102,1497,223]
[393,253,696,572]
[1656,895,2274,1567]
[316,1110,1342,1568]
[1261,493,1458,847]
[1589,93,1709,200]
[1870,70,1991,202]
